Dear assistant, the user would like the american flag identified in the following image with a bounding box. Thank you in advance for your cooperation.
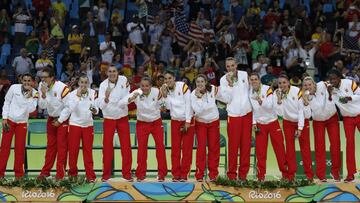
[188,21,205,44]
[174,11,189,47]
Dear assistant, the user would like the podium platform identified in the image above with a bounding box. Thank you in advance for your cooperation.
[0,178,359,202]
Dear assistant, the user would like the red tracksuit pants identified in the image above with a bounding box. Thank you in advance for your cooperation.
[227,112,252,180]
[256,120,288,180]
[135,119,167,179]
[68,125,96,181]
[171,120,195,180]
[0,120,27,178]
[102,116,132,180]
[313,114,341,180]
[283,119,314,180]
[195,120,220,180]
[39,117,68,179]
[342,115,360,176]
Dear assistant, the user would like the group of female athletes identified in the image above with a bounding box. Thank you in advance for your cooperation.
[1,57,358,183]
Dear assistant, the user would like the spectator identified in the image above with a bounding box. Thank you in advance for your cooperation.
[79,0,93,21]
[12,48,34,76]
[60,62,75,82]
[68,25,83,65]
[113,53,123,71]
[99,33,116,64]
[184,56,198,83]
[154,74,164,88]
[148,15,164,47]
[35,51,53,77]
[0,37,11,67]
[230,0,245,24]
[136,0,148,20]
[79,50,97,82]
[82,11,99,56]
[214,36,232,75]
[237,14,253,41]
[346,51,360,70]
[311,25,323,42]
[61,50,72,72]
[50,18,64,40]
[202,21,215,40]
[123,39,136,69]
[13,5,32,48]
[0,9,10,42]
[185,40,204,68]
[263,8,281,29]
[319,32,336,79]
[143,52,157,78]
[33,10,47,31]
[133,65,145,87]
[109,9,125,51]
[281,27,293,50]
[201,57,219,85]
[285,39,305,79]
[126,16,145,46]
[264,21,281,46]
[294,8,312,41]
[296,39,318,78]
[52,0,67,19]
[250,33,270,61]
[188,0,201,21]
[268,43,284,75]
[233,40,250,69]
[196,11,207,28]
[334,59,348,76]
[25,31,40,58]
[159,29,173,65]
[219,26,235,47]
[121,64,133,78]
[77,62,93,85]
[179,67,192,87]
[32,0,51,16]
[249,0,261,16]
[166,57,180,79]
[97,0,108,34]
[152,61,166,79]
[39,20,50,45]
[252,54,268,78]
[203,32,216,58]
[42,36,60,63]
[261,65,277,86]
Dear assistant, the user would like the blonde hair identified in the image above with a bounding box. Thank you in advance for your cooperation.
[302,76,317,91]
[302,76,316,85]
[225,57,237,63]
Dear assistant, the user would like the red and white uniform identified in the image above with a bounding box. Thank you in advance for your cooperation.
[331,79,360,177]
[38,81,70,179]
[0,84,38,178]
[308,81,341,180]
[164,81,194,180]
[219,71,252,180]
[130,87,167,179]
[191,85,220,180]
[249,84,287,180]
[276,86,313,180]
[65,88,98,181]
[98,76,132,180]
